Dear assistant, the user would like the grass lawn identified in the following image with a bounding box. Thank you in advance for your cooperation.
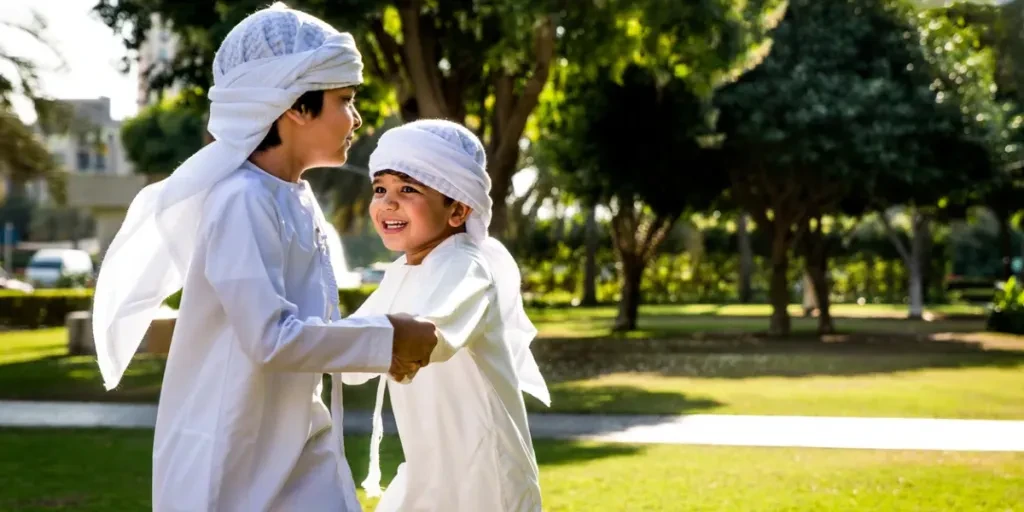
[0,428,1020,511]
[3,305,1022,419]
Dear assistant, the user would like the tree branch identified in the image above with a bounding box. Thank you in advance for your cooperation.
[878,209,912,264]
[369,18,404,80]
[398,0,448,118]
[490,74,514,155]
[490,16,555,167]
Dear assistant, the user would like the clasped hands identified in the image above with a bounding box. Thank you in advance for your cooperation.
[386,313,438,382]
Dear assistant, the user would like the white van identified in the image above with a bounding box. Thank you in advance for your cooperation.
[25,249,94,288]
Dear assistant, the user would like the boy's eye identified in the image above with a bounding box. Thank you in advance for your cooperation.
[401,186,419,194]
[373,186,385,194]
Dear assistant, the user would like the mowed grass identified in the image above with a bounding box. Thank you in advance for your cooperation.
[0,428,1020,512]
[2,304,1022,419]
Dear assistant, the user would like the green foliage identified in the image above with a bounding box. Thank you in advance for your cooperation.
[338,285,377,315]
[162,286,376,316]
[0,111,58,186]
[718,0,996,213]
[0,290,93,329]
[120,97,206,175]
[987,276,1024,333]
[546,64,726,218]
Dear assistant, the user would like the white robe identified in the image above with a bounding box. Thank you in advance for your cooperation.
[153,162,394,512]
[341,234,543,512]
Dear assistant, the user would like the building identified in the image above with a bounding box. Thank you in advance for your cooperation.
[137,13,181,110]
[23,96,133,204]
[44,97,132,175]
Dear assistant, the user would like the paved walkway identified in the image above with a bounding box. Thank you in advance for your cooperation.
[2,400,1022,452]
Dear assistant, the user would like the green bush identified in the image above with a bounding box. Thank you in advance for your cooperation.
[986,277,1024,334]
[0,289,93,328]
[0,285,378,330]
[338,285,377,315]
[162,286,377,316]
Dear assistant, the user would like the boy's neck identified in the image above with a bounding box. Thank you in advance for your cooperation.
[404,227,467,266]
[249,147,305,183]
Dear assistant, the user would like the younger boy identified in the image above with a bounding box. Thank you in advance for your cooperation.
[338,119,550,511]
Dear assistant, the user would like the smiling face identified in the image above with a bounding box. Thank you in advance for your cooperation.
[368,171,472,264]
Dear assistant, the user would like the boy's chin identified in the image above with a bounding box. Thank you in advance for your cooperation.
[380,238,407,253]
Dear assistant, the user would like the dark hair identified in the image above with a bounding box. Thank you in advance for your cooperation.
[373,170,455,206]
[254,90,325,152]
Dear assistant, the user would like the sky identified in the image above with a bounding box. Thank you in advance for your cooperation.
[2,0,138,123]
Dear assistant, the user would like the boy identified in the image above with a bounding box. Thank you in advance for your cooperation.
[91,6,437,511]
[339,119,551,511]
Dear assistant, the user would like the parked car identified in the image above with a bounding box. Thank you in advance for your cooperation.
[24,249,94,288]
[0,268,33,292]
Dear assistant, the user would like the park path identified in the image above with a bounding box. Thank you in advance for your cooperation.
[1,400,1021,452]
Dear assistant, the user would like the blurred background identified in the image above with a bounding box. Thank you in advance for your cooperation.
[1,1,1023,511]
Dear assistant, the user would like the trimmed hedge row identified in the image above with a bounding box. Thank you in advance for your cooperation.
[2,285,379,330]
[0,289,94,328]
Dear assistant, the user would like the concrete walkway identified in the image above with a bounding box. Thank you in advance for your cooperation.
[1,400,1022,452]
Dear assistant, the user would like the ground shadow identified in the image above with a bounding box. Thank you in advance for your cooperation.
[0,353,164,403]
[532,331,1024,381]
[533,438,644,467]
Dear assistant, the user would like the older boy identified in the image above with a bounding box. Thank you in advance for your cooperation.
[91,6,437,511]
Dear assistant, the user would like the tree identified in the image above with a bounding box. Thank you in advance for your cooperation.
[935,0,1024,280]
[871,4,1005,318]
[0,12,68,196]
[716,0,997,334]
[95,0,787,238]
[543,65,728,330]
[120,96,206,176]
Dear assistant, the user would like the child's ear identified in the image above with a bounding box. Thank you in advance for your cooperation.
[283,106,312,125]
[449,203,473,228]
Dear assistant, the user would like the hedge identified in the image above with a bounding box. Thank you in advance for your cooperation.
[986,277,1024,335]
[2,285,378,330]
[165,286,375,315]
[0,289,94,328]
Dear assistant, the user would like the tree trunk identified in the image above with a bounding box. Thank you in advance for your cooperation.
[880,207,927,320]
[488,161,514,240]
[737,213,754,303]
[864,253,875,300]
[800,217,834,335]
[998,207,1014,280]
[807,263,834,335]
[768,224,792,337]
[907,212,927,320]
[614,255,643,331]
[581,202,599,306]
[608,202,674,332]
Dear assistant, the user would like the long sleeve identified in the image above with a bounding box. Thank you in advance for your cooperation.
[204,186,393,373]
[339,286,390,385]
[422,257,493,364]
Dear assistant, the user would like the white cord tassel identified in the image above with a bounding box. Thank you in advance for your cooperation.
[361,375,388,497]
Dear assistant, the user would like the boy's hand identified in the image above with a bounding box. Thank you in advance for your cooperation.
[387,314,437,372]
[388,358,421,383]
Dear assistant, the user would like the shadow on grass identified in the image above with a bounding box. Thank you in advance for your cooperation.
[533,438,643,467]
[343,423,646,477]
[340,377,723,417]
[531,331,1024,382]
[0,353,164,403]
[0,427,646,511]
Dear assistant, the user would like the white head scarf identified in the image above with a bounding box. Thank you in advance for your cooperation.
[92,4,364,390]
[368,119,551,406]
